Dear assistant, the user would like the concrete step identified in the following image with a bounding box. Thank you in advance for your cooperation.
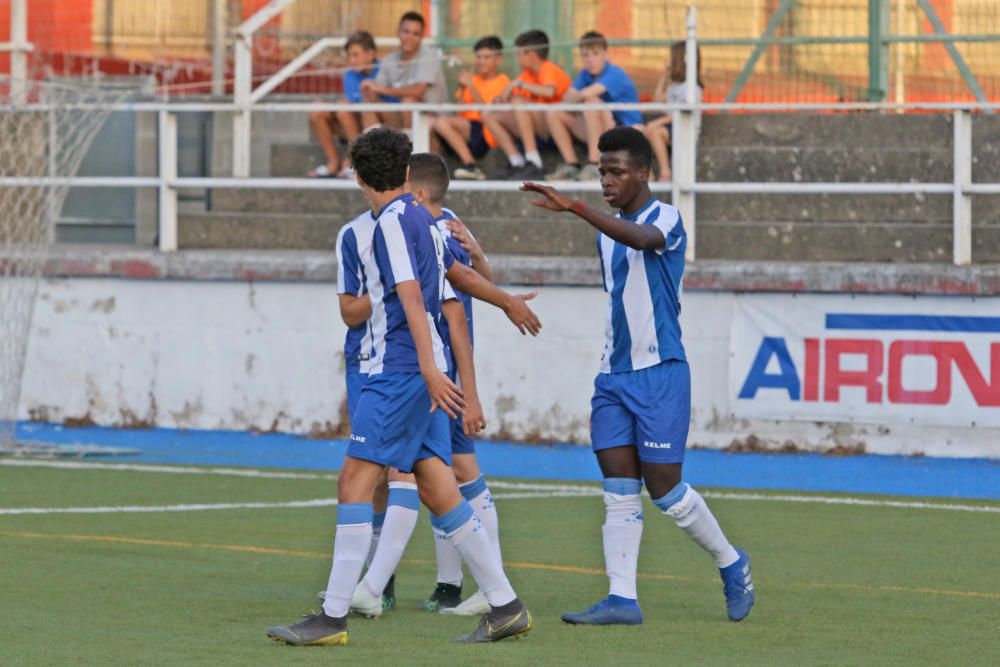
[698,146,952,183]
[698,192,953,223]
[698,113,953,149]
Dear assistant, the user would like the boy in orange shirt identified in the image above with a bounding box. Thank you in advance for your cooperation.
[433,36,510,181]
[482,29,572,180]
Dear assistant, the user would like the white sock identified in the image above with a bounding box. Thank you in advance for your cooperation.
[655,482,739,568]
[508,153,525,168]
[366,511,385,568]
[461,475,502,568]
[322,503,373,617]
[433,524,464,586]
[524,150,542,168]
[602,478,644,600]
[437,500,516,607]
[360,482,419,596]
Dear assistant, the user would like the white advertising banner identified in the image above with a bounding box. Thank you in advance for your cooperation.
[729,294,1000,428]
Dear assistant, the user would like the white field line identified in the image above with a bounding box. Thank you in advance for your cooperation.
[0,490,594,516]
[2,458,997,514]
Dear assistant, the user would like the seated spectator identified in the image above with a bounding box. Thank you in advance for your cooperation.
[644,41,703,182]
[308,30,379,178]
[482,29,572,180]
[545,31,643,181]
[432,35,509,180]
[358,11,446,131]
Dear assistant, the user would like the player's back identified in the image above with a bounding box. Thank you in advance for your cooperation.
[598,198,687,373]
[365,194,451,375]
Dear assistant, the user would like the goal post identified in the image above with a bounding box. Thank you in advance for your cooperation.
[0,77,134,455]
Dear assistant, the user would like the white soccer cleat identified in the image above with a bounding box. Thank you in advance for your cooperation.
[440,589,490,616]
[350,581,384,618]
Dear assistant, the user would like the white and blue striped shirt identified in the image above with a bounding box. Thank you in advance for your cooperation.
[598,199,687,374]
[335,211,377,374]
[362,194,454,376]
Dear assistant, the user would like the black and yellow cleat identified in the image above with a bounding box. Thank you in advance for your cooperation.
[452,598,533,643]
[265,610,349,647]
[421,582,462,611]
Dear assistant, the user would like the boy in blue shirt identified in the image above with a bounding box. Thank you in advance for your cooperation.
[309,30,380,178]
[545,31,643,182]
[267,128,539,647]
[521,127,754,626]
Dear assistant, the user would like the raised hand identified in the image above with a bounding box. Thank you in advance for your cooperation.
[423,368,465,418]
[445,217,484,258]
[520,181,575,212]
[504,292,542,336]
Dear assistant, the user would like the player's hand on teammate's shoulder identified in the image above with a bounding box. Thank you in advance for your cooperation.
[520,181,574,212]
[462,395,487,436]
[503,292,542,336]
[445,217,484,258]
[422,368,465,418]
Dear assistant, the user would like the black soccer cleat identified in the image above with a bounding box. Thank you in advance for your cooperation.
[421,582,462,611]
[265,609,348,646]
[452,598,533,643]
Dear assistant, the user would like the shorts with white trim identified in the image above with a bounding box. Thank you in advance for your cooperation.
[590,359,690,464]
[348,372,452,473]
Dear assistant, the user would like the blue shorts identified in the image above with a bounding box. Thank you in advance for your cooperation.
[590,360,691,464]
[348,372,453,473]
[467,120,489,159]
[447,368,475,455]
[345,371,368,420]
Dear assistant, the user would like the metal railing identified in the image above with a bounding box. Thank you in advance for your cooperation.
[2,98,996,266]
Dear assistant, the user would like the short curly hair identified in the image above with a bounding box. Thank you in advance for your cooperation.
[349,128,412,192]
[597,126,652,170]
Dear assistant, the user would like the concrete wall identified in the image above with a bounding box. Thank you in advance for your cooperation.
[20,276,999,459]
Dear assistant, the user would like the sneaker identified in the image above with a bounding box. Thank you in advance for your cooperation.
[440,589,490,616]
[561,595,643,625]
[452,599,533,643]
[382,574,396,611]
[421,582,462,611]
[349,582,384,618]
[719,547,755,622]
[265,610,349,646]
[576,163,602,181]
[507,162,543,181]
[544,162,581,181]
[308,164,335,178]
[454,164,486,180]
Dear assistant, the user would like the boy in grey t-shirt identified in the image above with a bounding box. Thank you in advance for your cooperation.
[359,11,446,130]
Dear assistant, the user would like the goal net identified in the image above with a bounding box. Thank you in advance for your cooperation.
[0,78,133,455]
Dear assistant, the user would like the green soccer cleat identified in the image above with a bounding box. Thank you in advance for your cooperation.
[421,582,462,611]
[265,610,349,647]
[452,599,533,643]
[382,574,397,611]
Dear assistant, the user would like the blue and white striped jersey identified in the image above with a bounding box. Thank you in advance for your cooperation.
[435,207,475,347]
[363,193,455,376]
[336,211,377,374]
[598,198,687,374]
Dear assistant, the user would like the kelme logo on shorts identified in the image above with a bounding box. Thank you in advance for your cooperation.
[643,440,672,449]
[350,433,367,444]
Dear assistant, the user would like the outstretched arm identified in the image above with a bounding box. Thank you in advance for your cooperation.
[520,181,665,252]
[442,299,485,436]
[444,262,541,336]
[396,280,465,418]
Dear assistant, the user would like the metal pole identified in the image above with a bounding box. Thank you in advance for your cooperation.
[674,6,698,262]
[952,110,972,265]
[893,0,905,107]
[724,0,796,103]
[211,0,228,97]
[158,111,179,251]
[10,0,28,103]
[411,110,431,153]
[232,29,252,177]
[867,0,889,102]
[916,0,989,107]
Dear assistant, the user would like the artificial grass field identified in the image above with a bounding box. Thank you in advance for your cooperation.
[1,460,997,666]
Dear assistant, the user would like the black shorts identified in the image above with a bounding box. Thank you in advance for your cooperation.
[468,120,490,158]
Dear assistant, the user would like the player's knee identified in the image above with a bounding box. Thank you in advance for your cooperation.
[308,110,326,123]
[452,455,481,484]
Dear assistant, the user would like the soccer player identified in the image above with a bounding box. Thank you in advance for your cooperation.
[520,127,755,625]
[266,128,538,646]
[347,154,498,618]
